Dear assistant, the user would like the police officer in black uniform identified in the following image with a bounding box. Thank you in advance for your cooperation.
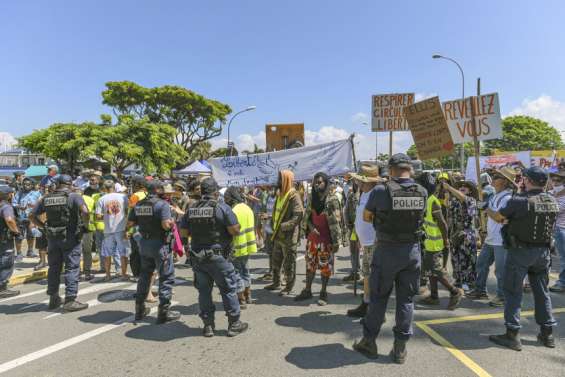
[31,175,90,312]
[486,166,557,351]
[180,177,248,338]
[127,181,180,324]
[0,185,21,298]
[353,153,426,363]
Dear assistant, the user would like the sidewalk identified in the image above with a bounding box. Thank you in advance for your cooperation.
[9,256,100,286]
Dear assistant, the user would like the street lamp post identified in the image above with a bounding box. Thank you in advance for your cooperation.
[226,106,257,156]
[432,54,465,173]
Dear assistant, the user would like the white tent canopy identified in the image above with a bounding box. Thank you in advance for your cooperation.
[173,160,211,175]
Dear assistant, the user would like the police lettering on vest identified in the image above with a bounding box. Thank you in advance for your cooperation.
[187,199,221,248]
[44,192,70,239]
[135,198,165,240]
[375,180,426,242]
[506,192,558,247]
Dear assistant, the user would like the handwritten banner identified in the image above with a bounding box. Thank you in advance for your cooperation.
[404,96,454,160]
[465,151,531,183]
[442,93,502,143]
[371,93,415,132]
[209,139,354,187]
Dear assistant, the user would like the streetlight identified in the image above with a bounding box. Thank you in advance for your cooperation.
[226,106,257,156]
[432,54,465,173]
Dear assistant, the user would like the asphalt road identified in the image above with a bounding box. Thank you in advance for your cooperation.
[0,246,564,377]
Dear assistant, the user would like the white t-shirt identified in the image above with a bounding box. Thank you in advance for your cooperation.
[95,192,129,234]
[355,191,376,247]
[485,189,512,246]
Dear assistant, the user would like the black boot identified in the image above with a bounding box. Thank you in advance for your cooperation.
[318,276,329,306]
[0,283,20,299]
[135,302,150,320]
[390,339,407,364]
[347,300,368,318]
[489,328,522,351]
[48,294,62,309]
[62,297,89,312]
[227,319,249,337]
[353,337,378,359]
[156,304,181,324]
[264,271,281,290]
[203,322,215,338]
[537,326,555,348]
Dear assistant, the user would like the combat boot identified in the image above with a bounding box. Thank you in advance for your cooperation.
[489,328,522,351]
[347,300,368,318]
[238,292,247,309]
[203,323,215,338]
[135,302,150,320]
[0,283,20,299]
[156,304,181,324]
[390,339,407,364]
[48,294,62,309]
[264,273,281,290]
[294,289,313,301]
[244,287,252,304]
[353,337,378,359]
[62,297,89,312]
[537,326,555,348]
[227,319,249,337]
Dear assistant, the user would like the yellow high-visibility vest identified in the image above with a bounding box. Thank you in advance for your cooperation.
[423,194,444,252]
[82,195,96,232]
[232,203,258,258]
[92,192,105,231]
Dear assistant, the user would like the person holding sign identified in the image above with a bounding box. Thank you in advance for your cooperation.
[353,154,426,363]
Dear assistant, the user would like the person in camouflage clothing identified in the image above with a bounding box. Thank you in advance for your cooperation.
[295,172,343,305]
[264,170,304,296]
[343,179,360,282]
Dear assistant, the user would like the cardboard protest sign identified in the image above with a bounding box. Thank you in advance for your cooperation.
[371,93,414,132]
[465,151,531,183]
[442,93,502,143]
[404,96,454,160]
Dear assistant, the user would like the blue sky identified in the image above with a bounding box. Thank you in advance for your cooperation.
[1,0,564,158]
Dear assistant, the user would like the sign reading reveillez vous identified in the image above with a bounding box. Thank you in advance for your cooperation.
[404,96,454,160]
[209,139,354,187]
[371,93,415,132]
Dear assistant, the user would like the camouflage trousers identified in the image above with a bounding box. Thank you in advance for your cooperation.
[271,239,298,289]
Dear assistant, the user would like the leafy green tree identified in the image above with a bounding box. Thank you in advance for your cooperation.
[102,81,232,155]
[483,115,564,153]
[242,144,265,155]
[210,147,239,157]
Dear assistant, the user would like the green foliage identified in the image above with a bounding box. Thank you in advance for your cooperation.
[242,144,265,155]
[102,81,232,155]
[483,115,564,153]
[376,153,389,163]
[406,143,473,170]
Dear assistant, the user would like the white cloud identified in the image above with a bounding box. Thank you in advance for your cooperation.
[509,95,565,131]
[305,126,349,145]
[0,132,17,152]
[350,112,369,124]
[353,131,414,160]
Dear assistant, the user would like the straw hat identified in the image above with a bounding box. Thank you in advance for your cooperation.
[348,163,381,183]
[493,166,518,187]
[454,180,479,200]
[162,183,181,196]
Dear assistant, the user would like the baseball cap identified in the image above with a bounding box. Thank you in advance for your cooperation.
[56,174,73,185]
[523,166,548,185]
[388,153,412,168]
[200,177,219,195]
[0,185,14,194]
[146,180,164,194]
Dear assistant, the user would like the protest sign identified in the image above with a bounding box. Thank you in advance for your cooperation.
[464,151,531,183]
[404,96,454,160]
[442,93,502,143]
[209,138,354,187]
[371,93,414,132]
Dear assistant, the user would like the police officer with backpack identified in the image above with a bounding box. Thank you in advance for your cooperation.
[31,175,90,312]
[0,185,21,298]
[486,166,557,351]
[127,181,180,324]
[180,177,248,338]
[352,154,427,363]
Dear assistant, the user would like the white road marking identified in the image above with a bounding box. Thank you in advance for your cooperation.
[0,281,92,304]
[43,283,138,320]
[19,282,130,311]
[0,301,178,374]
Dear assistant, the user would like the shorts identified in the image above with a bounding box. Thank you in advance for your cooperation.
[101,232,129,258]
[361,244,376,276]
[423,250,448,279]
[36,232,48,250]
[16,220,33,241]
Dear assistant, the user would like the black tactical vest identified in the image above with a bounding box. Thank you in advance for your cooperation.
[507,192,558,246]
[0,202,11,243]
[135,197,166,240]
[44,191,71,239]
[187,198,221,247]
[375,179,426,243]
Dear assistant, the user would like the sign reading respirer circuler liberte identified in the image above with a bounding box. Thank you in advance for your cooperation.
[371,93,415,132]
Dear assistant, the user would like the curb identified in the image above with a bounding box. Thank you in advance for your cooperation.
[9,258,101,286]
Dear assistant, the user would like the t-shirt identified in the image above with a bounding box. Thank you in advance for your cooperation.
[12,190,41,221]
[95,193,129,234]
[355,191,376,246]
[484,189,512,246]
[180,200,238,251]
[551,186,565,229]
